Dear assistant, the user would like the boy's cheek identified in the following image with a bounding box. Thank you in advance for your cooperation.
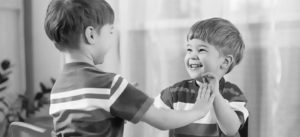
[202,60,215,73]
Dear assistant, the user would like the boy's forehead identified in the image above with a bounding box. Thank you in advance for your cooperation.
[186,39,209,48]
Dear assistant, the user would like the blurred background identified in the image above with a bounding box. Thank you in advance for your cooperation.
[1,0,300,137]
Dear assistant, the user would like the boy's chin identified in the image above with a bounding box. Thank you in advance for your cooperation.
[188,73,204,81]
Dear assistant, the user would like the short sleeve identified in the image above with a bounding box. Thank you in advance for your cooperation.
[229,101,249,126]
[222,82,249,127]
[109,76,153,123]
[154,88,173,109]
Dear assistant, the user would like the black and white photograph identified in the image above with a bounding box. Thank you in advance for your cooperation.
[0,0,299,137]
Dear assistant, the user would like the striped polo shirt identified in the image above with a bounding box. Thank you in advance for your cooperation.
[154,78,249,137]
[49,62,153,137]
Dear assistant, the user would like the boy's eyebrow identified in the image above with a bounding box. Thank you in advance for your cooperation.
[196,44,208,48]
[186,43,208,48]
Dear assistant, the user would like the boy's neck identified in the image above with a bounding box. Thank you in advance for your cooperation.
[63,50,94,65]
[195,80,204,85]
[194,73,225,85]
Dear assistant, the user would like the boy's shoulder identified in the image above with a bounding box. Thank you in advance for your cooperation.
[220,78,247,102]
[53,62,117,92]
[164,79,197,93]
[64,62,115,76]
[69,62,116,81]
[171,79,196,87]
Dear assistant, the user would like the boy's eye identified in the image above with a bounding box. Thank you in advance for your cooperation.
[198,49,207,52]
[187,48,192,52]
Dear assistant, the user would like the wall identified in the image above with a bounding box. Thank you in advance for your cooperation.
[0,0,26,135]
[24,0,61,99]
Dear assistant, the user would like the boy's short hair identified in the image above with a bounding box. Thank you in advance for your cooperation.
[187,18,245,73]
[44,0,114,51]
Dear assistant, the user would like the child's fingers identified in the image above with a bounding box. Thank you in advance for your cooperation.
[211,84,216,94]
[197,83,203,99]
[208,90,216,104]
[199,83,203,99]
[202,83,208,99]
[202,72,215,79]
[199,83,205,99]
[204,85,212,101]
[202,72,217,84]
[202,77,207,84]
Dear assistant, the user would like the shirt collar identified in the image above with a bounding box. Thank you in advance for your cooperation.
[195,77,226,92]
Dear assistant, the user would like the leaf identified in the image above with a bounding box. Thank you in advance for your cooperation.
[1,59,10,70]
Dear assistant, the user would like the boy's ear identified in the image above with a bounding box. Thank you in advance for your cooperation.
[84,26,96,45]
[220,55,233,70]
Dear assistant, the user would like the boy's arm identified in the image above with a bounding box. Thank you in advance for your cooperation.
[141,83,215,130]
[153,89,173,110]
[110,75,214,130]
[213,90,241,136]
[203,73,248,136]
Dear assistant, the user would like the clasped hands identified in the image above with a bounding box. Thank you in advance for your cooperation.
[193,72,221,114]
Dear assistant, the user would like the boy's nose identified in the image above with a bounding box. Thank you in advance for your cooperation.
[190,54,199,60]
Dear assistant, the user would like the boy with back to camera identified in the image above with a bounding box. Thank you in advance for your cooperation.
[44,0,216,136]
[154,18,249,137]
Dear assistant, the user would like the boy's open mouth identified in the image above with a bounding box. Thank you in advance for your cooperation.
[188,59,203,69]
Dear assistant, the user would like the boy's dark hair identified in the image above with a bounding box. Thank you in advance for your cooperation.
[187,18,245,73]
[44,0,114,51]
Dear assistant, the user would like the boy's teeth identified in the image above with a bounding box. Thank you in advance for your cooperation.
[189,62,204,68]
[188,59,202,68]
[190,64,201,68]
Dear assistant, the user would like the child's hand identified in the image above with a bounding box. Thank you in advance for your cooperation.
[202,72,221,95]
[193,82,215,117]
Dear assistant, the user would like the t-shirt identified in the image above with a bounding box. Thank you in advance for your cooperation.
[154,78,249,137]
[49,62,153,137]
